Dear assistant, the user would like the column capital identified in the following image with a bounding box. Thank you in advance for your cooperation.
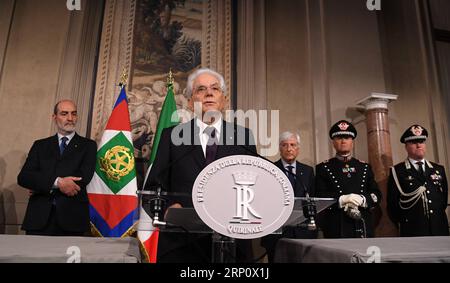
[356,93,398,110]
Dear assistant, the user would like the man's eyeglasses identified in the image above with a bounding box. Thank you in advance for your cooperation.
[280,143,298,149]
[194,84,223,95]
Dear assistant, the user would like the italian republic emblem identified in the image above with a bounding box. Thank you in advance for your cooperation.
[100,145,135,182]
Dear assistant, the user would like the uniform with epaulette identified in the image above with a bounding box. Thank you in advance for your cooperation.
[315,120,382,238]
[387,125,449,236]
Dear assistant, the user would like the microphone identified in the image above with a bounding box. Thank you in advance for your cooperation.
[302,193,317,231]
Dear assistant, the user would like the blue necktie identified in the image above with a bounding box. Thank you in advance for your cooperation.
[60,137,68,155]
[286,165,296,188]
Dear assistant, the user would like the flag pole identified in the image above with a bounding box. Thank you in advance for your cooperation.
[142,69,176,187]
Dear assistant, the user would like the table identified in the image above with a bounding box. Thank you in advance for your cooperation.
[0,235,142,263]
[274,236,450,263]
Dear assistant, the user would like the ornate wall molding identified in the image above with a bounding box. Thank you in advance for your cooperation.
[0,0,16,89]
[91,0,136,141]
[202,0,233,101]
[91,0,233,141]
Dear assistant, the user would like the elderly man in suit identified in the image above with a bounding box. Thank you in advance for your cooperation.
[261,131,316,262]
[17,100,97,236]
[145,68,257,262]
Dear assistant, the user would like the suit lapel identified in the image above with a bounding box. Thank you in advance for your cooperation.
[423,161,432,179]
[191,119,206,167]
[296,161,308,196]
[215,121,231,159]
[61,133,80,158]
[51,134,61,159]
[275,159,304,196]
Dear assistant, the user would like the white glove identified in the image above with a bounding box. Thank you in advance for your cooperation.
[339,193,364,208]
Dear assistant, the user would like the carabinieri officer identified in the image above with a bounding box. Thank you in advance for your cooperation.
[315,120,382,238]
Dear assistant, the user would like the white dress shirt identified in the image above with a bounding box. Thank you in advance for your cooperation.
[53,132,76,188]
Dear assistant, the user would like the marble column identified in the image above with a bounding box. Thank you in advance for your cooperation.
[356,93,398,237]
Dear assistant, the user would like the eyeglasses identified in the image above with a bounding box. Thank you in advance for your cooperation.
[194,84,223,95]
[280,143,298,149]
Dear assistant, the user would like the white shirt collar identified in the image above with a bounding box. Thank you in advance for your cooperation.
[408,157,425,170]
[281,159,296,169]
[57,132,75,144]
[408,157,425,164]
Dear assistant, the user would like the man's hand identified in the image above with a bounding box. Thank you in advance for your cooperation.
[57,177,82,197]
[164,203,182,219]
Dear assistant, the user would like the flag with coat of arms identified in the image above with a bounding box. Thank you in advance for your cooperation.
[87,86,138,237]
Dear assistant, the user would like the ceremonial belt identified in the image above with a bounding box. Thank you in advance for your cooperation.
[391,159,430,218]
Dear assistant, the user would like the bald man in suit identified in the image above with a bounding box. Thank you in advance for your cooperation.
[18,100,97,236]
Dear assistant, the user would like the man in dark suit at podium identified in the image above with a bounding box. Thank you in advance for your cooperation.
[146,68,257,262]
[17,100,97,236]
[261,131,316,262]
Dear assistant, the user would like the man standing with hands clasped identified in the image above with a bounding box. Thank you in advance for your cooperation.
[18,100,97,236]
[315,120,381,238]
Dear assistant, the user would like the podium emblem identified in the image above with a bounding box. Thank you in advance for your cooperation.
[193,155,294,239]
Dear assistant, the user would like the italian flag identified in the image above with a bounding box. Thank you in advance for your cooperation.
[138,79,179,263]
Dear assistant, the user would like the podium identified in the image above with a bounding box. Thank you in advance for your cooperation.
[138,155,336,263]
[152,197,336,233]
[139,197,336,262]
[283,197,336,229]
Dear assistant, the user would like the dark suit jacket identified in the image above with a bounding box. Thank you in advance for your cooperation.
[147,119,257,207]
[145,119,257,262]
[17,133,97,233]
[387,160,449,236]
[261,159,316,262]
[274,159,315,197]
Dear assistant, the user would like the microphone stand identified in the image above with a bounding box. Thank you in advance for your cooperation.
[301,193,317,231]
[136,186,168,227]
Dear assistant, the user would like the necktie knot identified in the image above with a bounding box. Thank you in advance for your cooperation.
[204,127,216,138]
[286,165,294,174]
[60,137,68,154]
[416,161,425,176]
